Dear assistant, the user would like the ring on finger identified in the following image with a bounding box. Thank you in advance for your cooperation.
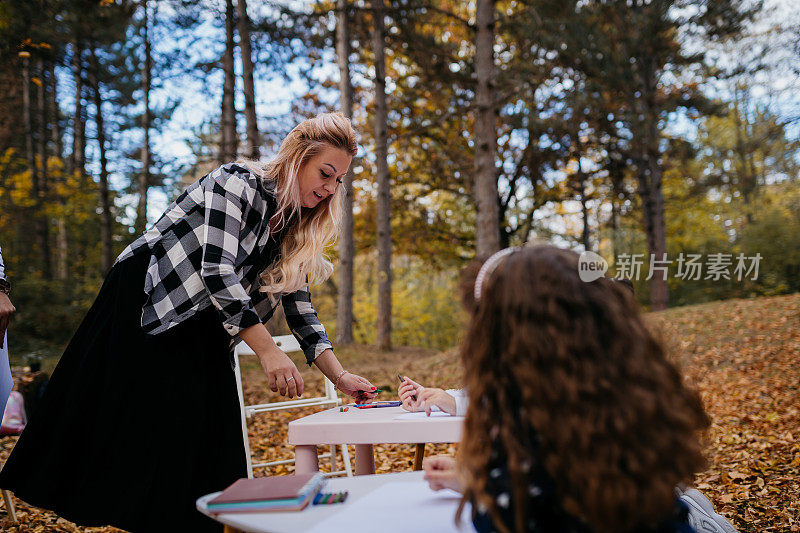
[287,376,295,382]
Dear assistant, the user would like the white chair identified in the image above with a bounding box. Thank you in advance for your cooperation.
[233,334,352,478]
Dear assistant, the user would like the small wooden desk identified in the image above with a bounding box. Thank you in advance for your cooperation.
[196,471,471,533]
[288,406,463,475]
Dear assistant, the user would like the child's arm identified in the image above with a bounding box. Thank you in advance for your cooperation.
[423,456,462,493]
[399,376,467,415]
[416,387,458,416]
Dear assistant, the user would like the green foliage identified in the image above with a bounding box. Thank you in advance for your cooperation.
[738,183,800,295]
[8,274,101,359]
[310,252,465,350]
[351,253,464,349]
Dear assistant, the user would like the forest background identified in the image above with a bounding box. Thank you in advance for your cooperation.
[0,0,799,362]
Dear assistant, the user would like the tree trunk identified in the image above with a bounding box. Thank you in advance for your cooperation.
[733,90,755,220]
[48,61,68,281]
[36,58,53,279]
[578,176,591,252]
[373,0,392,351]
[220,0,238,163]
[137,0,152,235]
[71,42,86,179]
[572,146,591,252]
[21,53,48,276]
[609,160,623,265]
[335,0,355,345]
[237,0,260,160]
[90,45,114,275]
[473,0,500,256]
[48,63,63,161]
[636,103,668,310]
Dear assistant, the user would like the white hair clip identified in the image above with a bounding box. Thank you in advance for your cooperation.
[473,247,520,301]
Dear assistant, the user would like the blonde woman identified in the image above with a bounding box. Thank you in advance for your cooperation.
[0,112,377,532]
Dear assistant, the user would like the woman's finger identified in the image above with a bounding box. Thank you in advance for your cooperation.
[276,374,288,396]
[268,371,278,393]
[285,374,298,398]
[292,367,304,397]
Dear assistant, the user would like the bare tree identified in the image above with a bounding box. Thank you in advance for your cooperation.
[373,0,391,351]
[335,0,356,345]
[220,0,238,162]
[136,0,153,235]
[70,42,86,179]
[21,51,51,277]
[473,0,500,256]
[48,60,68,280]
[237,0,260,159]
[89,44,114,274]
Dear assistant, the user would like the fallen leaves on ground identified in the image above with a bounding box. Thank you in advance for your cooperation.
[1,295,798,531]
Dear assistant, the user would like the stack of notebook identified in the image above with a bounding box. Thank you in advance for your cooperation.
[207,472,326,514]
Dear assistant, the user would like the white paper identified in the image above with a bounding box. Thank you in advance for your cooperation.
[306,481,474,533]
[393,411,454,420]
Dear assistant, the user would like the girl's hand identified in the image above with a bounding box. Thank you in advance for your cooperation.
[337,372,379,403]
[259,349,304,399]
[423,455,462,493]
[415,387,457,416]
[399,376,424,411]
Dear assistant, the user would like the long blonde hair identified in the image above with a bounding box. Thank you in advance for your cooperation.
[240,112,357,294]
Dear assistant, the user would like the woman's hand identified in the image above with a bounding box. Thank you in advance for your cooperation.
[423,456,462,493]
[399,376,424,411]
[337,372,379,403]
[0,292,15,347]
[258,348,304,399]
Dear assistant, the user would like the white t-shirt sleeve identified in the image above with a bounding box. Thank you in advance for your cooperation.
[445,388,469,417]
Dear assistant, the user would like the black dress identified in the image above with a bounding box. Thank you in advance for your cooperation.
[0,250,246,532]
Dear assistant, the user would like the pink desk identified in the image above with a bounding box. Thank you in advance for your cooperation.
[288,406,463,475]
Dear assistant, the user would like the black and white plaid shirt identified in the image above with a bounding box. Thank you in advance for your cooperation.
[116,164,333,365]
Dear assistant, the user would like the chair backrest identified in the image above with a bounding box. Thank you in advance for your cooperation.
[233,332,341,477]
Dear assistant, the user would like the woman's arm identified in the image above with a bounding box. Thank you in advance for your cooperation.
[281,285,377,402]
[313,349,378,402]
[199,169,262,336]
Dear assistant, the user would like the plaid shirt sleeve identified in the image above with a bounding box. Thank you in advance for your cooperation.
[201,172,262,336]
[282,284,333,365]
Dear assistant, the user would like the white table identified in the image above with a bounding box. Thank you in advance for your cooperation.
[196,471,473,533]
[288,406,463,475]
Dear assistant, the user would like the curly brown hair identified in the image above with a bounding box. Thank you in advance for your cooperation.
[456,245,710,533]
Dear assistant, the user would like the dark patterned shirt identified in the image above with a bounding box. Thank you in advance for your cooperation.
[472,448,695,533]
[115,164,333,365]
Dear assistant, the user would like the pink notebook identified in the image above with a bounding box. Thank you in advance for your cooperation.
[210,473,321,505]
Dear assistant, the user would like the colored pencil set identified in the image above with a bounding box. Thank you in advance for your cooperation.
[313,491,349,505]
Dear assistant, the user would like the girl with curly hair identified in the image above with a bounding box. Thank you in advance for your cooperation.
[421,245,712,533]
